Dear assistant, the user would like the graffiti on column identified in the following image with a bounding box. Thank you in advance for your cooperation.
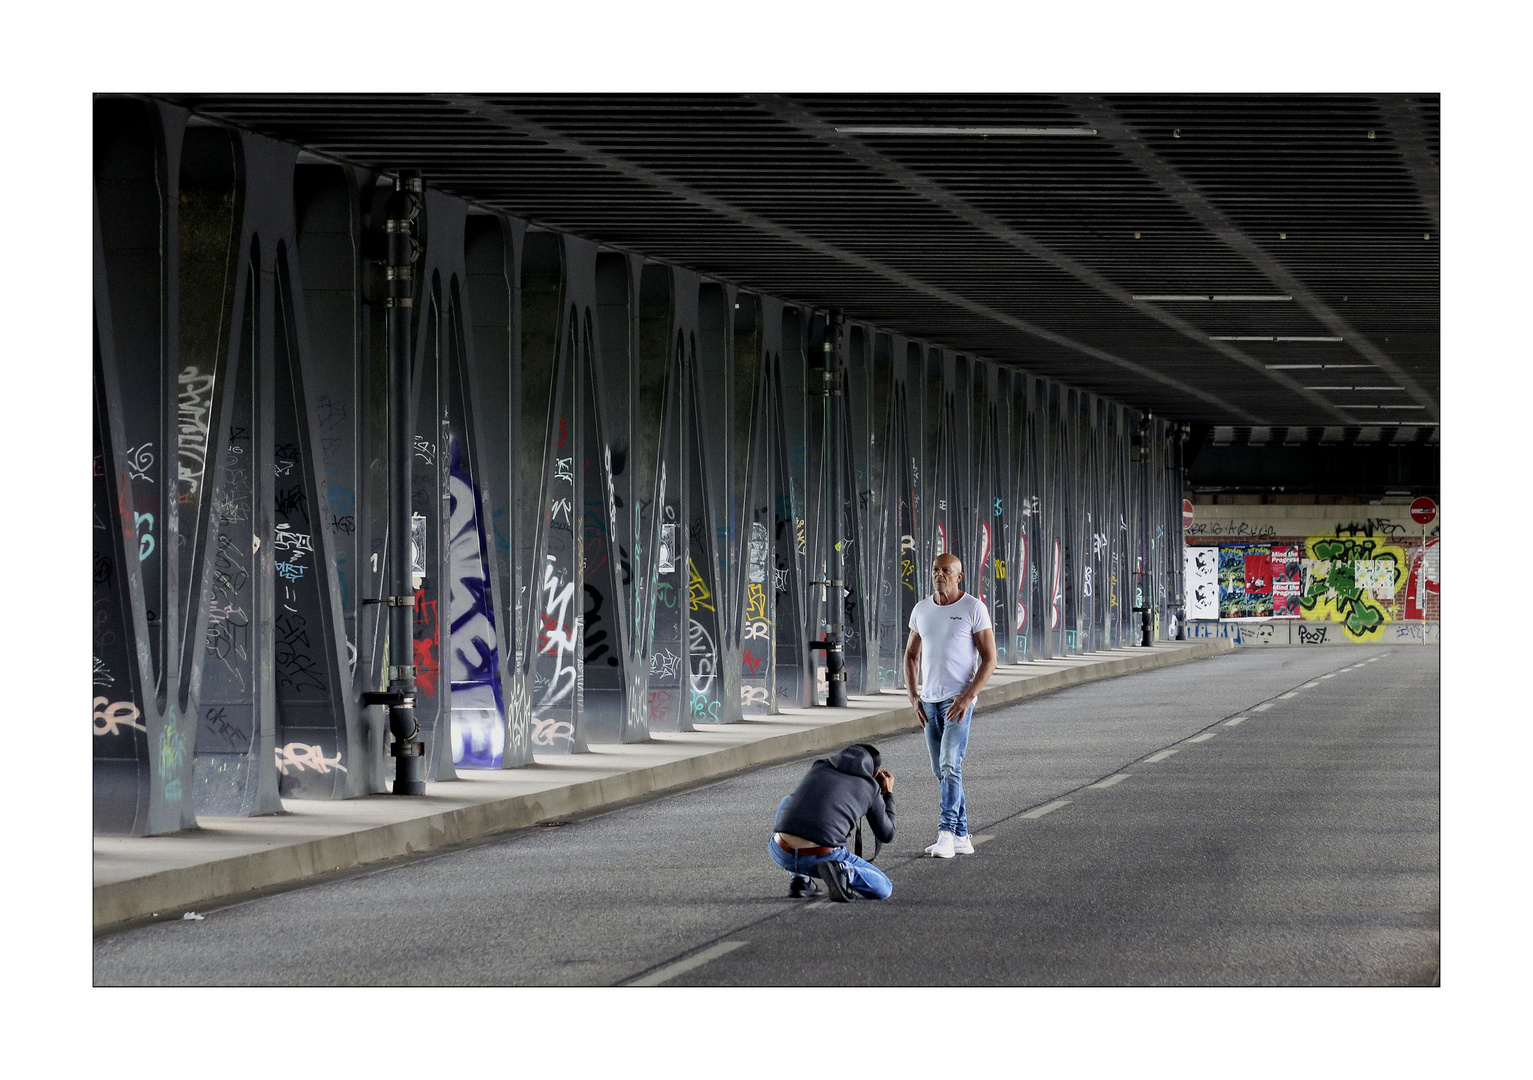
[176,365,215,500]
[447,438,505,769]
[975,520,991,605]
[536,554,578,708]
[1015,532,1028,636]
[1049,538,1062,631]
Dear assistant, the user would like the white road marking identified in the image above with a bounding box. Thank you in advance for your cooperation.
[1303,681,1321,688]
[1224,716,1246,726]
[1022,799,1071,819]
[1185,732,1216,743]
[1089,774,1132,788]
[1279,691,1299,699]
[1144,749,1180,764]
[971,833,996,846]
[1251,703,1274,712]
[1320,673,1338,679]
[630,941,748,985]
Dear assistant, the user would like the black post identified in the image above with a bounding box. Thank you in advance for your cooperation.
[380,170,426,794]
[812,311,848,707]
[1173,423,1188,641]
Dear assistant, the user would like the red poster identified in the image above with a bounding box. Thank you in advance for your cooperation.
[1270,544,1300,617]
[1244,552,1272,594]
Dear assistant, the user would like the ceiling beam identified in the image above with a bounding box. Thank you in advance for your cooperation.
[1376,94,1441,235]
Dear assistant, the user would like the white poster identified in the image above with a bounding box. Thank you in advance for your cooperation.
[1185,546,1220,620]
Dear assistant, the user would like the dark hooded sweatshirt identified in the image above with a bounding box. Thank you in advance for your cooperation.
[774,745,896,848]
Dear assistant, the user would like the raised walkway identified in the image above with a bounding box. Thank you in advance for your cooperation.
[93,639,1232,932]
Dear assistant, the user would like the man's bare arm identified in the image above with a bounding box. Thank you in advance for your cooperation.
[903,629,925,724]
[947,627,998,721]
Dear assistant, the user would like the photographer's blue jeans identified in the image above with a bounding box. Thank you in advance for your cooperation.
[922,698,972,836]
[769,799,893,899]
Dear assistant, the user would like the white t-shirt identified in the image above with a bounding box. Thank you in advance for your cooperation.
[908,592,992,702]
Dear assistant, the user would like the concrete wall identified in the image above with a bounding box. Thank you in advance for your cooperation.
[1183,501,1440,644]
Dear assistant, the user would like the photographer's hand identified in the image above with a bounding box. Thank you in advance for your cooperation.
[874,770,894,795]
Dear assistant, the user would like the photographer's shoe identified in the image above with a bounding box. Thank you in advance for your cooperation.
[925,831,956,858]
[788,874,822,899]
[817,860,857,902]
[952,834,975,855]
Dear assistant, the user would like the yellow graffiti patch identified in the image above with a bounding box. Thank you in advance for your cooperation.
[1299,535,1407,641]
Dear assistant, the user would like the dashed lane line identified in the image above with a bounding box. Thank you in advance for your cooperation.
[1320,673,1338,678]
[971,834,996,846]
[1144,749,1180,764]
[1185,732,1217,743]
[1224,716,1248,726]
[628,941,749,986]
[1021,799,1072,819]
[1251,702,1274,712]
[1089,774,1132,788]
[1279,691,1299,699]
[1302,681,1322,688]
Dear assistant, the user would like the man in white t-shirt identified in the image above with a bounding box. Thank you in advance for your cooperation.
[904,553,998,859]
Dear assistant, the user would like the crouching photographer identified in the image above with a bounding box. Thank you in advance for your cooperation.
[769,743,895,902]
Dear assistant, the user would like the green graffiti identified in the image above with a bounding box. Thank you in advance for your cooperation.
[1299,536,1404,641]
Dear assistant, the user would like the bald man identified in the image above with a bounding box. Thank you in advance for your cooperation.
[903,553,998,859]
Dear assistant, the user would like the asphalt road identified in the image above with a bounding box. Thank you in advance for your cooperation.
[93,645,1439,986]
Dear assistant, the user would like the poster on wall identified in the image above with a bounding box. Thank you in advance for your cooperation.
[1184,546,1219,620]
[1271,544,1301,618]
[1219,544,1274,618]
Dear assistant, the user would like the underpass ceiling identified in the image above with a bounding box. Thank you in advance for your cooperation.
[155,92,1439,439]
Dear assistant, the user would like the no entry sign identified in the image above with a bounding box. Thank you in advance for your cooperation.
[1410,497,1437,525]
[1183,499,1195,530]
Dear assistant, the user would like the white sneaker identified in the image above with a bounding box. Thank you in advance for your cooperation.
[925,831,956,858]
[952,834,975,855]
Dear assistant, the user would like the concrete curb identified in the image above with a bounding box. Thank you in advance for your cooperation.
[93,639,1232,932]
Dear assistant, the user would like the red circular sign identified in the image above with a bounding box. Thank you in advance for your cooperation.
[1410,497,1437,524]
[1182,499,1195,530]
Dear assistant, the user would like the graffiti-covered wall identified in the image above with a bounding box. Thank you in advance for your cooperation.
[93,96,1186,834]
[1184,503,1440,643]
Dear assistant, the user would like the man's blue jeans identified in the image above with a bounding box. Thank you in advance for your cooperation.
[922,698,973,837]
[770,799,892,899]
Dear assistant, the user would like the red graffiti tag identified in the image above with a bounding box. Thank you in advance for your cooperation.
[413,589,439,696]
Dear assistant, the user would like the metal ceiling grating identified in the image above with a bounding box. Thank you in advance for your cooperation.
[150,92,1439,437]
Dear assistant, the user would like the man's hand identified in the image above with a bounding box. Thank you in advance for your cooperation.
[909,692,926,726]
[874,769,894,795]
[945,692,976,722]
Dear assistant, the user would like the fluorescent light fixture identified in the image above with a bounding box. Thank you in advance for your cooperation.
[1133,294,1293,301]
[1305,385,1403,391]
[1266,363,1372,370]
[1209,335,1342,342]
[1379,405,1426,410]
[1339,404,1379,409]
[834,125,1097,136]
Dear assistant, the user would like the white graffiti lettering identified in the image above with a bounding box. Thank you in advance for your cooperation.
[176,365,215,496]
[274,742,347,775]
[93,697,146,737]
